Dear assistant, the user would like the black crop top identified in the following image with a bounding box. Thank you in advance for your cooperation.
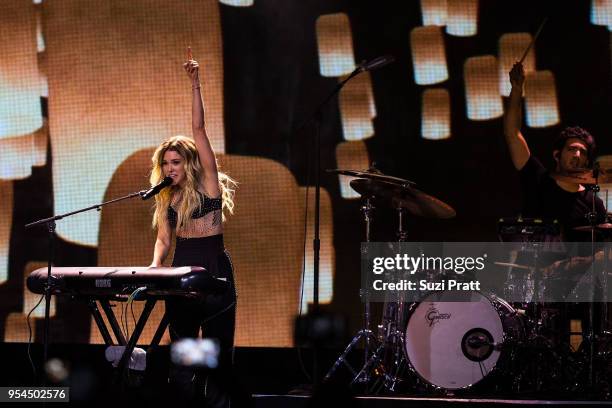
[167,191,222,230]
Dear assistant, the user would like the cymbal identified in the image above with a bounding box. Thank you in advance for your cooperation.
[327,168,415,186]
[574,223,612,232]
[550,171,597,185]
[551,167,612,185]
[349,178,456,219]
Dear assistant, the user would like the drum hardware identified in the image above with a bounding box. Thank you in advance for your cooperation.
[324,168,457,390]
[371,207,414,391]
[323,196,379,385]
[354,171,455,391]
[542,152,612,394]
[550,164,612,186]
[497,217,561,242]
[574,222,612,232]
[341,168,456,392]
[495,217,580,392]
[330,168,456,219]
[327,168,416,187]
[582,165,607,389]
[396,207,409,242]
[403,291,524,391]
[498,168,612,395]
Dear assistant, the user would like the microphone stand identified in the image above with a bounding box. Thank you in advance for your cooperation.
[24,188,152,385]
[300,64,366,386]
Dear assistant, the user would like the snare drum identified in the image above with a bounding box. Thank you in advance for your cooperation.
[404,291,523,390]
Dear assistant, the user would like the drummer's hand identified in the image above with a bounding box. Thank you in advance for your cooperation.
[509,62,525,89]
[543,259,565,278]
[594,250,608,262]
[183,59,200,84]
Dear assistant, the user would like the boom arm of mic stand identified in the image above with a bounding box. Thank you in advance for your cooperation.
[25,190,144,229]
[294,66,364,134]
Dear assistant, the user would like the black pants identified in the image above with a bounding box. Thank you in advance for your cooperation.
[166,235,237,407]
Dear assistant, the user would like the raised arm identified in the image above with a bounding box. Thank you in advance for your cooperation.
[150,216,173,267]
[184,56,220,196]
[503,62,531,170]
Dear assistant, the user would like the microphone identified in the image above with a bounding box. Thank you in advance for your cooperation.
[359,55,395,72]
[467,336,503,350]
[467,336,490,348]
[140,176,172,200]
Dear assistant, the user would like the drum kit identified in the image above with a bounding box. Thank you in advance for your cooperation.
[323,166,612,397]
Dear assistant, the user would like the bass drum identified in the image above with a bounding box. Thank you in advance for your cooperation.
[404,291,523,390]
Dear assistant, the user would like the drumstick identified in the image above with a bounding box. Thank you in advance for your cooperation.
[519,17,548,64]
[187,46,193,61]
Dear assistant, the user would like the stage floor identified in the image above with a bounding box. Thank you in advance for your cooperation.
[253,394,612,407]
[2,343,611,406]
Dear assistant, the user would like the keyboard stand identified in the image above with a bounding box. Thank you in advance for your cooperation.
[86,297,169,382]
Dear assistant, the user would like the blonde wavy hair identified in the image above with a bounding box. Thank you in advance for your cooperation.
[150,135,236,229]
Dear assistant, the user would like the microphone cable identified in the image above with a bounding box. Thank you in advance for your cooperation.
[26,294,45,383]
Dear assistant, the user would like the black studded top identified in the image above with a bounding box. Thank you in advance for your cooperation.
[167,191,222,238]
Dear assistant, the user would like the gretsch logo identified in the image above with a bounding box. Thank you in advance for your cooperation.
[425,305,451,327]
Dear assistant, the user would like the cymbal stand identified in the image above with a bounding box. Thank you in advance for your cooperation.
[529,241,542,324]
[369,207,410,392]
[324,197,378,385]
[585,168,601,388]
[601,189,610,335]
[386,208,411,389]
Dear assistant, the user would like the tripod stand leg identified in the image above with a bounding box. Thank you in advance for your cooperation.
[324,329,375,382]
[352,339,386,386]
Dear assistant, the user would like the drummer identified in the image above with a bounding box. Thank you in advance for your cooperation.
[504,61,606,243]
[503,60,610,313]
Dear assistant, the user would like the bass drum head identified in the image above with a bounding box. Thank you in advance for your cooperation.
[404,291,504,390]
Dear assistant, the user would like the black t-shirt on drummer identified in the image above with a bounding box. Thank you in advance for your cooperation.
[519,155,606,243]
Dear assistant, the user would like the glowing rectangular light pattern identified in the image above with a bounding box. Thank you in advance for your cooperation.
[0,134,35,180]
[220,155,305,346]
[32,120,47,167]
[0,181,12,283]
[464,55,503,120]
[446,0,478,37]
[316,13,356,77]
[3,314,31,342]
[421,0,447,26]
[38,53,48,98]
[421,88,451,140]
[411,26,448,85]
[35,7,45,52]
[0,1,43,138]
[336,141,370,199]
[591,0,612,30]
[46,0,225,246]
[299,187,334,314]
[339,72,375,140]
[498,33,536,96]
[524,70,560,128]
[36,5,48,98]
[219,0,254,6]
[23,262,55,318]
